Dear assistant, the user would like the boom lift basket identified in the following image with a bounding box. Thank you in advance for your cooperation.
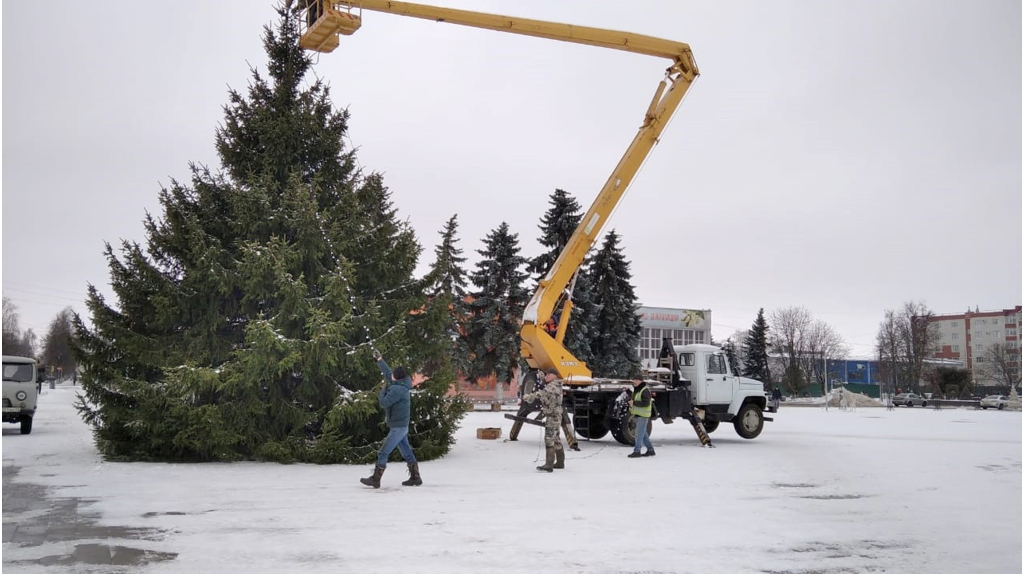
[300,3,362,53]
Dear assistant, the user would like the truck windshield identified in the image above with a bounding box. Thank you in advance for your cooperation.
[2,363,35,382]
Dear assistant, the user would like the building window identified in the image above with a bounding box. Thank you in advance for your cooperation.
[953,345,959,352]
[952,333,959,340]
[1010,329,1017,336]
[684,330,705,345]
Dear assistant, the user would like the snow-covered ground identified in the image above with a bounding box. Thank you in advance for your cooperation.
[3,384,1021,574]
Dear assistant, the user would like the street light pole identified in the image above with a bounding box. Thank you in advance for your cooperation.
[823,352,828,396]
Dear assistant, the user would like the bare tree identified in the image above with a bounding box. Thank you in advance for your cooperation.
[729,329,749,373]
[875,301,941,394]
[2,297,37,357]
[975,343,1022,395]
[876,309,902,398]
[906,303,940,394]
[804,320,850,392]
[41,307,78,379]
[768,306,813,395]
[2,297,20,351]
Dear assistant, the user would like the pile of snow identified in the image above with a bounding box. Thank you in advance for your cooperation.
[827,388,882,408]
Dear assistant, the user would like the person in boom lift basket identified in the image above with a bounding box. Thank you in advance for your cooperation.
[522,368,567,472]
[360,350,423,489]
[304,0,323,28]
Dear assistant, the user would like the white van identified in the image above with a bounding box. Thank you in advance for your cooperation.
[2,355,40,434]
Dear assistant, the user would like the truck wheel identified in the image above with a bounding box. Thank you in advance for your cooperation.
[702,420,719,434]
[733,403,763,439]
[610,426,628,445]
[617,414,653,446]
[20,416,33,435]
[574,415,609,440]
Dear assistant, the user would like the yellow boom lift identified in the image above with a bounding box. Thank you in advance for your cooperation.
[299,0,699,385]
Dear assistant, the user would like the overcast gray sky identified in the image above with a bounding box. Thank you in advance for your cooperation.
[3,0,1021,357]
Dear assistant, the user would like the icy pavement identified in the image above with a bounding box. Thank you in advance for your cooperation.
[3,384,1021,574]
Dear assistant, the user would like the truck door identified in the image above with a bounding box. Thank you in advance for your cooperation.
[704,353,735,404]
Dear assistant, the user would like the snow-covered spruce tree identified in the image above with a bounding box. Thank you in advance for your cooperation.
[70,1,464,464]
[526,189,601,368]
[742,308,771,388]
[420,214,472,378]
[465,222,529,385]
[425,215,469,301]
[587,230,642,378]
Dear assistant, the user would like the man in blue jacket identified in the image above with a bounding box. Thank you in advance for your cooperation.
[360,350,423,488]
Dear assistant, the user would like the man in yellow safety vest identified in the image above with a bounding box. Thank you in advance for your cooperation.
[627,376,655,458]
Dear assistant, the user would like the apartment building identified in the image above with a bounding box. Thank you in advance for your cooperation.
[929,306,1022,387]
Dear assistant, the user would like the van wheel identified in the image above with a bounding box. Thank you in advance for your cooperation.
[702,420,719,434]
[20,416,33,435]
[733,403,763,439]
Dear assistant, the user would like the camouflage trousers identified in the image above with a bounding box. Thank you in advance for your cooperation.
[543,420,563,448]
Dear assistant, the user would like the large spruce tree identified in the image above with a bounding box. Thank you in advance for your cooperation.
[526,189,600,368]
[587,230,642,378]
[465,222,529,384]
[70,1,464,464]
[421,214,471,378]
[425,215,469,301]
[742,308,772,388]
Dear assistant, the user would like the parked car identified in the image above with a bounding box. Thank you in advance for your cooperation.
[980,395,1009,410]
[893,393,927,407]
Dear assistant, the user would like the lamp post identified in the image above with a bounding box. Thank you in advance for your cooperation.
[816,351,827,397]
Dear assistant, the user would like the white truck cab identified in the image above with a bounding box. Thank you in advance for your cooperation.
[2,355,40,434]
[675,344,769,414]
[656,343,771,440]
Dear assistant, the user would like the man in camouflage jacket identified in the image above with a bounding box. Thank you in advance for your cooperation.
[522,368,566,472]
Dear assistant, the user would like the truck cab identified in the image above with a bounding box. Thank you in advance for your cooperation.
[657,342,770,439]
[2,355,40,434]
[675,344,766,408]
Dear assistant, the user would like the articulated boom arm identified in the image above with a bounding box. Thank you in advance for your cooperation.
[301,0,699,384]
[521,62,696,383]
